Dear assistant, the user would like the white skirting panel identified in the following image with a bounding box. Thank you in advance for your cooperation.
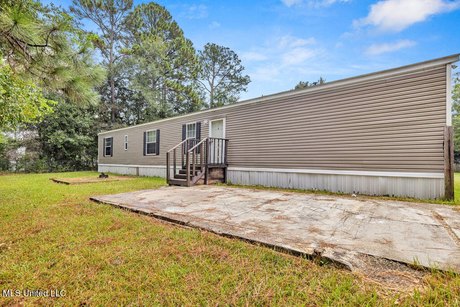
[98,164,445,199]
[98,165,138,176]
[227,168,445,199]
[138,167,167,178]
[98,164,167,178]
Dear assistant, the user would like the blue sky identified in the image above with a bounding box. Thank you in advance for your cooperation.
[49,0,460,100]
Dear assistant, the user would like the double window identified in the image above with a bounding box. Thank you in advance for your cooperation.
[144,129,160,155]
[104,137,113,157]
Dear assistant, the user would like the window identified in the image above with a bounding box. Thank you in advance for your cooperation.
[124,135,128,150]
[145,130,157,155]
[186,123,196,139]
[143,130,160,156]
[104,137,113,157]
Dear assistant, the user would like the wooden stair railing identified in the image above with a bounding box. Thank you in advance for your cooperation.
[166,137,229,187]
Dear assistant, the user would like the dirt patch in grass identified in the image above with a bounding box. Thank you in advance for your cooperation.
[354,254,427,293]
[107,220,126,231]
[87,237,115,246]
[51,176,133,185]
[0,242,9,252]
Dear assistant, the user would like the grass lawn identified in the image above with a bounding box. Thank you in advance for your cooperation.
[0,172,459,305]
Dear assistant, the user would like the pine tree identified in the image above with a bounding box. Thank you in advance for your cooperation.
[124,2,202,119]
[70,0,133,124]
[0,0,104,129]
[197,43,251,109]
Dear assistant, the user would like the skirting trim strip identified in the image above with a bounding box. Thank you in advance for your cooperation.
[98,164,167,169]
[98,164,443,179]
[227,167,443,179]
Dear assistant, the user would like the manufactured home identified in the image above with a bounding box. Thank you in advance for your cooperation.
[98,54,459,199]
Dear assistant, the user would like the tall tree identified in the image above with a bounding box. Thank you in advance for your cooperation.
[0,61,54,130]
[197,43,250,109]
[37,102,100,171]
[453,71,459,110]
[452,70,460,152]
[0,134,9,171]
[0,0,104,129]
[97,59,147,125]
[294,77,326,90]
[70,0,133,124]
[124,2,201,119]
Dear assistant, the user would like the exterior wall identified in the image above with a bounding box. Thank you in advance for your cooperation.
[227,168,444,199]
[98,57,457,199]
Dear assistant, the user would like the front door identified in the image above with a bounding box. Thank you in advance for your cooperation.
[209,119,225,164]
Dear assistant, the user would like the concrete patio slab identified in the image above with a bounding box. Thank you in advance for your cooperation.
[91,186,460,273]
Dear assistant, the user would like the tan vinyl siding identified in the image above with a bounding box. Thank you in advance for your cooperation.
[99,65,447,174]
[98,114,214,166]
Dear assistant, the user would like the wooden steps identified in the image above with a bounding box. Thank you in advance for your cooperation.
[166,137,229,187]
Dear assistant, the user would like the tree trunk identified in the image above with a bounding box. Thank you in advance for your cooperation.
[210,86,214,109]
[109,13,116,125]
[110,76,115,123]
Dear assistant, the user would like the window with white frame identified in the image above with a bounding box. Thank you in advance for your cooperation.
[186,123,196,139]
[145,130,157,155]
[124,135,128,150]
[104,137,113,156]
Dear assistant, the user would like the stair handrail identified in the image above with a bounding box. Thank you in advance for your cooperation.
[187,137,208,153]
[166,137,229,186]
[167,137,193,153]
[187,137,208,186]
[166,137,194,184]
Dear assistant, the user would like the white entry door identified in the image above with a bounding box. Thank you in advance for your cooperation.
[209,119,225,164]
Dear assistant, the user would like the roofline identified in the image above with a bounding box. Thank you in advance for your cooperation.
[99,53,460,135]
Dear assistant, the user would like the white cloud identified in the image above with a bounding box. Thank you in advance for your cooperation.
[251,66,281,81]
[365,39,416,55]
[242,35,322,82]
[355,0,460,32]
[276,35,318,65]
[277,35,316,48]
[282,48,317,65]
[209,21,220,29]
[281,0,303,7]
[312,0,351,7]
[241,51,269,62]
[181,4,208,19]
[282,0,350,7]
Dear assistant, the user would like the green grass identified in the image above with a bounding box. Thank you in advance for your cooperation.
[0,172,459,305]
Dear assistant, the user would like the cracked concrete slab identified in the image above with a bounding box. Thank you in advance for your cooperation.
[91,186,460,273]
